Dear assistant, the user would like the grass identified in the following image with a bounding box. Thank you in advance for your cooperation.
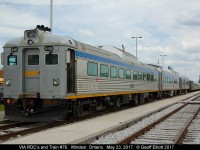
[0,104,4,111]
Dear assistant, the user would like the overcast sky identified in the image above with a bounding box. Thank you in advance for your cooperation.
[0,0,200,82]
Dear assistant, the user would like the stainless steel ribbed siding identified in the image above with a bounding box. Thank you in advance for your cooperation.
[76,78,158,94]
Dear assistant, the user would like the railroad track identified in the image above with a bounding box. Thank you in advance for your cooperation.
[182,110,200,144]
[1,93,200,143]
[91,94,200,144]
[0,119,15,125]
[0,122,50,142]
[0,101,137,143]
[119,103,200,144]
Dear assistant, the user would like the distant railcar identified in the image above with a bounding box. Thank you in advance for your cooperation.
[189,81,200,91]
[0,78,3,103]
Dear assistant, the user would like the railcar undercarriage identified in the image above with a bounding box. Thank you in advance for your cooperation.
[4,97,67,122]
[4,90,188,122]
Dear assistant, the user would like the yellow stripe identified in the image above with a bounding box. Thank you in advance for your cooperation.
[24,70,39,77]
[162,89,179,91]
[66,90,157,99]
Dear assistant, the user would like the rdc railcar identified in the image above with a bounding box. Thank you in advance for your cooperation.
[2,25,190,122]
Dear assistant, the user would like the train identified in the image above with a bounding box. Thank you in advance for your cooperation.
[0,78,3,103]
[1,25,200,122]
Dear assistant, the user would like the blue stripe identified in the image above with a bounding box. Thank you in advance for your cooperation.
[75,50,157,74]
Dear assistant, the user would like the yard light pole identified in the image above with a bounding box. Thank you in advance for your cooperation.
[131,36,142,58]
[160,54,167,68]
[50,0,53,32]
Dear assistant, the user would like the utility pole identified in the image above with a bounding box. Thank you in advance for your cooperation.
[131,36,142,58]
[160,54,167,68]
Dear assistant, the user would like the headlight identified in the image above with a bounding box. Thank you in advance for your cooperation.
[53,79,59,86]
[5,79,11,86]
[27,31,37,38]
[27,39,34,45]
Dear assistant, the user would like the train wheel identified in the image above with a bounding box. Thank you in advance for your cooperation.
[73,101,83,116]
[77,103,83,116]
[115,98,121,108]
[133,95,139,105]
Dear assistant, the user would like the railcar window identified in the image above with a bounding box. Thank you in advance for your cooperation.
[183,79,186,85]
[100,64,109,77]
[45,54,58,65]
[174,79,177,84]
[28,55,39,65]
[126,69,131,79]
[147,73,150,81]
[138,72,143,80]
[151,74,154,81]
[119,68,125,79]
[143,73,147,81]
[7,55,17,66]
[88,62,98,76]
[133,71,138,80]
[153,75,157,81]
[110,66,117,78]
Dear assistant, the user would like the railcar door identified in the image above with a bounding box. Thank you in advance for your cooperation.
[40,46,67,99]
[24,49,40,93]
[179,78,182,89]
[67,49,75,93]
[157,69,163,98]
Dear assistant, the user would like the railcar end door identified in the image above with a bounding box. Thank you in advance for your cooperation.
[24,49,40,93]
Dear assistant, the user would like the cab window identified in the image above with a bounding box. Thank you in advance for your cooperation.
[7,55,17,66]
[45,54,58,65]
[28,55,39,65]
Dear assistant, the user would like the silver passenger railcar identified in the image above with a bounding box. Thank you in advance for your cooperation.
[2,25,190,122]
